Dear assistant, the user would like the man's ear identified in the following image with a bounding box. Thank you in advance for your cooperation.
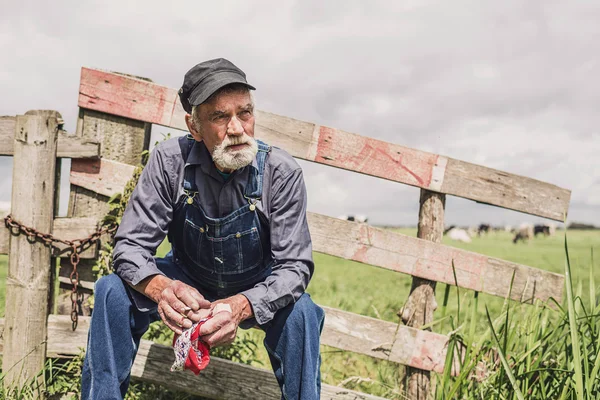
[185,114,203,141]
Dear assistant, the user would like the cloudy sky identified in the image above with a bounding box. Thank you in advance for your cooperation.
[1,0,598,227]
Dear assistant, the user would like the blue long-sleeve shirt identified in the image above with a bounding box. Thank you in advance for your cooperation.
[112,137,314,325]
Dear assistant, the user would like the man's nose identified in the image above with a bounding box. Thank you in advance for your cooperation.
[227,116,244,135]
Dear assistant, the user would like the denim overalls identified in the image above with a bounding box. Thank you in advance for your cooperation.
[81,136,324,400]
[168,136,274,299]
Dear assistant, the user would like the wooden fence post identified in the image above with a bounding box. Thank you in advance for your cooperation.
[2,110,60,391]
[401,189,446,399]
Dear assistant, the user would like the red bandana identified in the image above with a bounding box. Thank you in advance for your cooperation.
[171,318,211,375]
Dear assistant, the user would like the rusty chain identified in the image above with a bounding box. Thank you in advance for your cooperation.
[3,214,118,330]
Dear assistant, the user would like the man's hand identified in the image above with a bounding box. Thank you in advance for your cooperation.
[198,294,253,348]
[135,275,211,335]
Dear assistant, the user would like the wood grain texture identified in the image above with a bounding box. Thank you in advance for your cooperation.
[78,67,186,131]
[321,306,454,374]
[0,116,17,155]
[1,117,100,158]
[0,316,388,400]
[70,158,136,198]
[403,190,445,399]
[55,133,100,158]
[63,158,565,303]
[308,213,563,303]
[77,67,571,221]
[2,111,59,390]
[441,159,570,223]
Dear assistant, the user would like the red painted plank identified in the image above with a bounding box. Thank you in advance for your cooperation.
[314,126,439,188]
[70,158,136,198]
[78,68,187,130]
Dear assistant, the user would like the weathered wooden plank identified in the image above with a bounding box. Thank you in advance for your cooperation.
[1,116,100,158]
[57,276,95,291]
[0,116,16,155]
[0,316,388,400]
[2,111,59,390]
[77,67,570,221]
[70,158,136,198]
[78,67,185,131]
[56,135,100,158]
[441,159,570,223]
[321,306,453,374]
[53,217,102,257]
[1,215,100,258]
[132,341,388,400]
[66,158,564,302]
[308,213,564,304]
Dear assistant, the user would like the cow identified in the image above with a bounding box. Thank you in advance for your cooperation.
[444,225,473,243]
[338,214,368,223]
[513,223,534,244]
[477,224,491,236]
[534,223,557,237]
[534,225,550,236]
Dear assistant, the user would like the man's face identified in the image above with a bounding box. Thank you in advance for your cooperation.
[186,90,257,172]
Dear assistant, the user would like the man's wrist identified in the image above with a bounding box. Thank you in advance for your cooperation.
[132,274,172,303]
[235,294,254,322]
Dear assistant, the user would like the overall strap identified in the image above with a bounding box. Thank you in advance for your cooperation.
[178,134,198,192]
[244,140,271,200]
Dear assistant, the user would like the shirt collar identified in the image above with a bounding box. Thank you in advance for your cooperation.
[186,139,209,166]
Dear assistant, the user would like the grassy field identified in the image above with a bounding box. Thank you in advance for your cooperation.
[0,229,598,398]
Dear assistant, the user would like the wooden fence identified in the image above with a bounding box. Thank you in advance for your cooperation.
[0,67,570,399]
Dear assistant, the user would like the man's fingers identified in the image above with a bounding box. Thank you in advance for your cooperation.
[165,319,184,335]
[160,300,193,330]
[170,298,193,316]
[201,323,236,347]
[157,307,183,335]
[201,331,221,348]
[186,308,212,323]
[173,283,211,311]
[198,312,229,336]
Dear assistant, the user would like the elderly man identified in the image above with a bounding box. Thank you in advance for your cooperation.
[81,58,324,400]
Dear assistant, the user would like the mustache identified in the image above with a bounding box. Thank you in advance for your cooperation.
[223,134,253,147]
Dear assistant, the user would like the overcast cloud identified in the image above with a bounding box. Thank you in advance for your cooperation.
[1,0,598,227]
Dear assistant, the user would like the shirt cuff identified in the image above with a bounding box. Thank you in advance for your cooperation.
[240,285,273,326]
[114,250,165,286]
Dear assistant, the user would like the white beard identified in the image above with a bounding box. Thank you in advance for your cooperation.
[211,134,258,171]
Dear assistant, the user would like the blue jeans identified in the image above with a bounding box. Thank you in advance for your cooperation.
[81,267,325,399]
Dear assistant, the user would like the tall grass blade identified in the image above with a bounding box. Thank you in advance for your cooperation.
[466,291,479,360]
[590,248,595,312]
[564,234,586,400]
[588,346,600,396]
[485,306,525,400]
[451,260,460,326]
[439,335,456,399]
[502,271,516,356]
[440,283,451,333]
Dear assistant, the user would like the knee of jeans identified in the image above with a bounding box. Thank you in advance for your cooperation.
[294,294,325,326]
[94,274,129,309]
